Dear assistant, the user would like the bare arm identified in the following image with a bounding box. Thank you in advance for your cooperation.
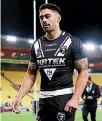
[72,58,88,101]
[16,62,38,100]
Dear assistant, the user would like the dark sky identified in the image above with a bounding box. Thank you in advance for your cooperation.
[1,0,102,44]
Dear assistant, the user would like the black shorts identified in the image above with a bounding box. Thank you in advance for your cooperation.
[37,94,75,121]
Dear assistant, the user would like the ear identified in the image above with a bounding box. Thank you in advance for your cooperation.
[57,15,61,22]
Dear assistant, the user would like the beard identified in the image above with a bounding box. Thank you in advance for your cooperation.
[43,27,54,33]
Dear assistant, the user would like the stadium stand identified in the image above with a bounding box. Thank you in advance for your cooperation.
[1,75,40,109]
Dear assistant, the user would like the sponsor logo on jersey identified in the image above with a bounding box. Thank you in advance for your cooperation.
[59,46,67,54]
[37,58,66,67]
[45,43,57,47]
[45,48,56,52]
[44,68,56,80]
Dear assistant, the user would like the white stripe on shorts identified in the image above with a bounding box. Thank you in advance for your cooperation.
[40,87,73,98]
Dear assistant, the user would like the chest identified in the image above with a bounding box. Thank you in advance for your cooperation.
[34,37,73,69]
[85,86,96,95]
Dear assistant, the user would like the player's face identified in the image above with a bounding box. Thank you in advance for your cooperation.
[87,79,92,85]
[39,9,60,32]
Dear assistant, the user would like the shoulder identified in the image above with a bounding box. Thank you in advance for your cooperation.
[71,35,82,44]
[93,83,99,88]
[65,32,82,44]
[34,36,44,44]
[30,36,43,49]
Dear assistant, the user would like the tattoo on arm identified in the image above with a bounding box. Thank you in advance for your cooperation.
[27,62,37,74]
[75,58,88,73]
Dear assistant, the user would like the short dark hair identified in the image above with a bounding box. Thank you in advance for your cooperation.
[39,3,61,14]
[88,76,92,81]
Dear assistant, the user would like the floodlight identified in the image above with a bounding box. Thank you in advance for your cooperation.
[83,44,96,50]
[28,39,34,44]
[100,45,102,50]
[6,36,17,42]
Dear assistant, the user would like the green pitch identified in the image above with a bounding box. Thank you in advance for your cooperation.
[1,110,102,121]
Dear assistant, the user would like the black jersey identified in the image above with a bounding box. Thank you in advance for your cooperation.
[29,31,87,91]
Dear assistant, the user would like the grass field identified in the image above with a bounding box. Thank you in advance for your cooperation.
[1,110,102,121]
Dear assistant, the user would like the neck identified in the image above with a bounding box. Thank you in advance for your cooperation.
[45,28,62,40]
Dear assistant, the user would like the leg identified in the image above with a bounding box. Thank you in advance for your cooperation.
[37,98,59,121]
[89,105,97,121]
[82,105,89,121]
[37,109,57,121]
[56,94,75,121]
